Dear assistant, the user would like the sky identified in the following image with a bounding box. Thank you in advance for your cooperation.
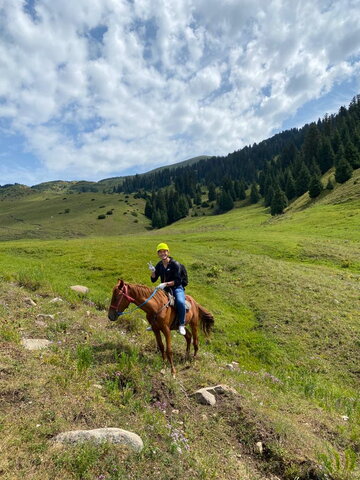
[1,0,360,186]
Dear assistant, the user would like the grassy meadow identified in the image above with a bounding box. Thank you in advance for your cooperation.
[0,170,359,479]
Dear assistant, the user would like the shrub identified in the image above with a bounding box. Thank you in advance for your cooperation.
[97,214,106,220]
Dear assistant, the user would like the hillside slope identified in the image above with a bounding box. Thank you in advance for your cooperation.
[0,172,359,479]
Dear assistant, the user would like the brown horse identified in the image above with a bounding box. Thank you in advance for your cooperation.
[108,280,214,375]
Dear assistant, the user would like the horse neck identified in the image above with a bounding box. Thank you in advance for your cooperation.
[127,283,164,312]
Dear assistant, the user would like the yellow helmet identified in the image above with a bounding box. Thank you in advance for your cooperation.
[156,242,169,252]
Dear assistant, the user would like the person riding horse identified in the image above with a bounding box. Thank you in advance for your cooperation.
[147,242,187,335]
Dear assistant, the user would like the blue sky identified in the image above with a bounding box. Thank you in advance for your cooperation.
[1,0,360,186]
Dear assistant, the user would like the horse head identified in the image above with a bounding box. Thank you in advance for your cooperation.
[108,279,132,321]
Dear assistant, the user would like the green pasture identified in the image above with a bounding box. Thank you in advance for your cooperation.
[0,172,360,478]
[0,191,149,240]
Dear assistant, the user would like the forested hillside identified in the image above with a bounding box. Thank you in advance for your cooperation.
[117,95,360,227]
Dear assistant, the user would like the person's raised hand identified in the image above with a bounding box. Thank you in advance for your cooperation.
[147,261,156,272]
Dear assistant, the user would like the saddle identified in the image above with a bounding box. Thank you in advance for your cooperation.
[167,292,191,310]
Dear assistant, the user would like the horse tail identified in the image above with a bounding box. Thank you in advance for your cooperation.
[198,304,214,336]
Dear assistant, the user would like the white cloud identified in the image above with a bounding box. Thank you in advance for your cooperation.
[0,0,360,183]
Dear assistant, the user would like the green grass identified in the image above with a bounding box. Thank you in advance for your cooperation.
[0,170,359,479]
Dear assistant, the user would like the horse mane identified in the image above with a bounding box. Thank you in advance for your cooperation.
[129,283,167,302]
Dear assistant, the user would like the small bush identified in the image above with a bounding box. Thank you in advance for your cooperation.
[97,214,106,220]
[106,211,113,215]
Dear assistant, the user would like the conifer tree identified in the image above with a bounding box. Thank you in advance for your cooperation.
[335,157,353,184]
[318,138,335,173]
[308,176,323,198]
[238,181,246,200]
[217,190,234,212]
[144,199,153,219]
[270,188,288,215]
[250,183,260,204]
[295,162,311,196]
[344,141,360,169]
[264,185,275,207]
[285,170,296,200]
[208,183,216,201]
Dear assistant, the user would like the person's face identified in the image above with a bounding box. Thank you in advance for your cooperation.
[157,249,169,261]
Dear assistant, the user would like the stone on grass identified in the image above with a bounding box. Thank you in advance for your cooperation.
[36,314,55,321]
[191,388,216,406]
[192,384,238,406]
[21,338,52,350]
[70,285,89,294]
[54,428,143,452]
[24,297,37,306]
[50,297,63,303]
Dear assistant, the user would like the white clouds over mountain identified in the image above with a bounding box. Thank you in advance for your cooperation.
[0,0,360,183]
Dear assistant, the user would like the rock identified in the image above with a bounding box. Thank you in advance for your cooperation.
[70,285,89,294]
[35,320,47,327]
[53,428,143,451]
[36,314,55,321]
[24,297,37,306]
[226,363,234,370]
[191,388,216,406]
[255,441,263,454]
[205,384,238,396]
[50,297,63,303]
[191,384,238,406]
[21,339,52,350]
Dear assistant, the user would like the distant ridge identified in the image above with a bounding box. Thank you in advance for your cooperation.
[98,155,212,187]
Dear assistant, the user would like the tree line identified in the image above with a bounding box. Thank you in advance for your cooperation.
[114,95,360,226]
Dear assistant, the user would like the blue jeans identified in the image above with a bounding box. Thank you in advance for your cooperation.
[173,286,186,326]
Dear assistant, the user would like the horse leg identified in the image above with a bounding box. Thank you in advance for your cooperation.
[184,328,192,361]
[163,327,176,376]
[191,322,199,358]
[153,329,166,362]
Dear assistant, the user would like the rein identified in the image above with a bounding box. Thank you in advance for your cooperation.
[111,284,161,317]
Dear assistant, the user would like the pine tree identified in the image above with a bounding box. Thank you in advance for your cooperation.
[308,176,323,198]
[318,138,335,173]
[264,185,275,207]
[217,191,234,212]
[208,183,216,201]
[250,183,260,204]
[238,181,246,200]
[345,141,360,169]
[295,162,311,196]
[302,123,321,165]
[335,158,353,184]
[284,170,296,200]
[271,188,288,215]
[144,199,153,219]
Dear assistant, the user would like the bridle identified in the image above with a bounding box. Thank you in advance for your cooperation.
[110,283,161,317]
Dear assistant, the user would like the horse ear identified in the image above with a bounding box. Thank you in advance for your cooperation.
[117,279,124,289]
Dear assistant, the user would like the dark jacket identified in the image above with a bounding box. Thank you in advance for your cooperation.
[151,257,182,289]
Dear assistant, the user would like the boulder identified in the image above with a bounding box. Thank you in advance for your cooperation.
[191,388,216,406]
[70,285,89,294]
[192,384,238,406]
[53,428,143,452]
[21,339,52,350]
